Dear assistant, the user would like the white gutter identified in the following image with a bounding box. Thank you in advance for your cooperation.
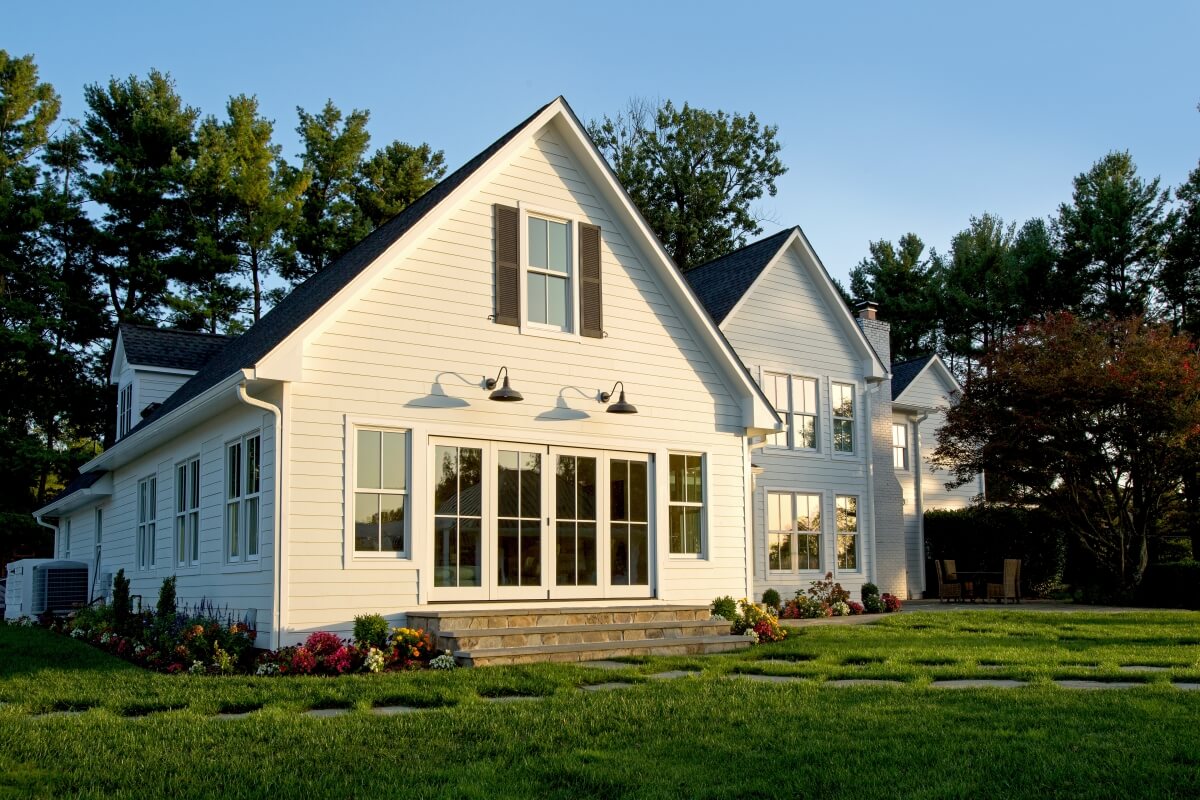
[913,411,930,598]
[236,381,287,651]
[35,515,58,556]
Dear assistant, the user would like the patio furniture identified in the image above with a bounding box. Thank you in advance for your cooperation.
[935,560,962,603]
[987,559,1021,603]
[943,559,959,581]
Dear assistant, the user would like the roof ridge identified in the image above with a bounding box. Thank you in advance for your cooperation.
[120,322,235,339]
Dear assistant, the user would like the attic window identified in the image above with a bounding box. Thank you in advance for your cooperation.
[526,215,572,331]
[118,384,133,439]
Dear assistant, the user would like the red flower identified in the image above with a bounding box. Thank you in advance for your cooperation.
[291,647,318,674]
[304,631,343,657]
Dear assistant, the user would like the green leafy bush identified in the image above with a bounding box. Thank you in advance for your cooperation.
[924,506,1067,597]
[156,576,177,622]
[711,596,738,621]
[761,588,781,612]
[1138,561,1200,609]
[353,613,391,649]
[861,583,883,614]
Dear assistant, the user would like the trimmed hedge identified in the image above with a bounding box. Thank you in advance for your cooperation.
[924,506,1067,598]
[1138,561,1200,610]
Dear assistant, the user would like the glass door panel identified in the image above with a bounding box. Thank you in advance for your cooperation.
[554,454,598,592]
[432,444,485,598]
[495,448,545,599]
[609,457,652,597]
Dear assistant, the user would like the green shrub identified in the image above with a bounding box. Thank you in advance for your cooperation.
[761,588,781,612]
[924,506,1067,597]
[353,613,390,649]
[1138,561,1200,610]
[111,569,132,636]
[711,596,738,621]
[156,577,177,622]
[861,583,883,613]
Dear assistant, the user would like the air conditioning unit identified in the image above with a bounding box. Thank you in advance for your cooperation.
[3,559,89,618]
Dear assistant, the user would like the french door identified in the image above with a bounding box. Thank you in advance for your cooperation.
[428,438,653,601]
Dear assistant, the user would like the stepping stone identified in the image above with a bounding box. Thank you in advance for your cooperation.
[977,664,1006,670]
[36,709,88,718]
[215,711,256,720]
[1173,683,1200,691]
[1055,680,1142,690]
[304,707,351,718]
[931,679,1027,689]
[647,670,699,680]
[1118,665,1169,672]
[732,673,803,684]
[485,695,543,703]
[826,679,904,687]
[581,660,634,670]
[581,682,634,692]
[372,705,419,715]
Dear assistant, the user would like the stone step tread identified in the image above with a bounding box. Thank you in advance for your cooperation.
[440,619,725,639]
[455,633,746,660]
[411,604,708,619]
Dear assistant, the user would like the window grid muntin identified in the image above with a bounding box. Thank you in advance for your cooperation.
[354,428,409,555]
[668,453,704,555]
[526,214,572,330]
[225,433,261,563]
[137,476,156,570]
[767,491,822,572]
[836,494,859,570]
[892,423,909,470]
[175,457,200,566]
[832,382,855,453]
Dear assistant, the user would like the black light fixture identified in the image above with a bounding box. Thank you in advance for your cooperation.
[485,366,524,402]
[600,381,638,414]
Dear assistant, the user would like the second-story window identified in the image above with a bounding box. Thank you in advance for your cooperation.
[118,384,133,439]
[762,374,818,450]
[892,423,909,470]
[526,215,571,331]
[832,383,855,454]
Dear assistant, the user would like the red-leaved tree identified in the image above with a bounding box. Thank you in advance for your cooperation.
[934,313,1200,592]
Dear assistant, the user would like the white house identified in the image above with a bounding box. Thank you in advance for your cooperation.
[29,98,782,659]
[890,354,986,597]
[684,229,983,602]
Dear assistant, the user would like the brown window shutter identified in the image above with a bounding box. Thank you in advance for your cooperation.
[579,222,603,338]
[494,204,520,326]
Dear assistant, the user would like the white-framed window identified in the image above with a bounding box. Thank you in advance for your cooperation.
[175,456,200,567]
[524,213,572,331]
[832,382,855,454]
[762,373,790,447]
[62,517,71,558]
[668,453,704,555]
[94,508,103,564]
[137,476,156,570]
[892,423,909,470]
[835,494,859,570]
[767,492,822,572]
[354,428,409,555]
[225,432,261,562]
[118,384,133,439]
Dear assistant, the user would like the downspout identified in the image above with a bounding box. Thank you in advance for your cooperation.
[237,381,286,650]
[35,515,58,557]
[913,411,929,597]
[864,384,878,589]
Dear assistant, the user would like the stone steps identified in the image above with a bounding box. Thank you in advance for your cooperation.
[441,619,729,651]
[455,633,750,667]
[406,605,747,667]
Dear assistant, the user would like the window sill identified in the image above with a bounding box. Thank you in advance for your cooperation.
[353,552,411,560]
[668,553,707,562]
[221,560,262,574]
[518,324,582,343]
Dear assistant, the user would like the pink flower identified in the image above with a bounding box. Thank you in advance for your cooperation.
[291,647,317,674]
[304,631,343,657]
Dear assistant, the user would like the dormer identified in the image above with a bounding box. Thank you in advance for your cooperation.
[109,324,233,440]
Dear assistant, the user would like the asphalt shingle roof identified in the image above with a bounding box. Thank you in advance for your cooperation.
[124,99,554,439]
[890,355,934,400]
[119,324,233,372]
[44,469,108,510]
[682,228,796,324]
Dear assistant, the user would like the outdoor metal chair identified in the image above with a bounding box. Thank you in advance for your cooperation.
[987,559,1021,603]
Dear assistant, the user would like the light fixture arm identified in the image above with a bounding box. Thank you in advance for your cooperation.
[485,366,510,391]
[600,381,624,403]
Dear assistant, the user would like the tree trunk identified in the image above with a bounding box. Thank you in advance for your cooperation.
[1185,468,1200,561]
[251,248,262,322]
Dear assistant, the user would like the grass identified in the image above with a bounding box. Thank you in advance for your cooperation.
[1,610,1199,798]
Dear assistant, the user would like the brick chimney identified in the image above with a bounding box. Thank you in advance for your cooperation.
[853,299,907,598]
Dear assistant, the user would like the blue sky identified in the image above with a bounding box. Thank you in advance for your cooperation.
[9,0,1199,283]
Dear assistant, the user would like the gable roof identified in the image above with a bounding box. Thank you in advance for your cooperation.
[891,353,962,405]
[81,97,779,471]
[683,228,795,324]
[684,227,888,379]
[118,323,233,372]
[122,100,554,440]
[890,355,934,400]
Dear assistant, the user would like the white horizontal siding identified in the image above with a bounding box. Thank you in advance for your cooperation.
[283,123,750,641]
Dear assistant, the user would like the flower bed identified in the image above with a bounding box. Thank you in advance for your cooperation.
[757,575,903,620]
[9,571,449,676]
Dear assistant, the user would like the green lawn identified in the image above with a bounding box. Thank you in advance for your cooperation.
[2,611,1199,799]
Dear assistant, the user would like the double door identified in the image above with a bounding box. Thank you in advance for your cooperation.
[429,440,652,601]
